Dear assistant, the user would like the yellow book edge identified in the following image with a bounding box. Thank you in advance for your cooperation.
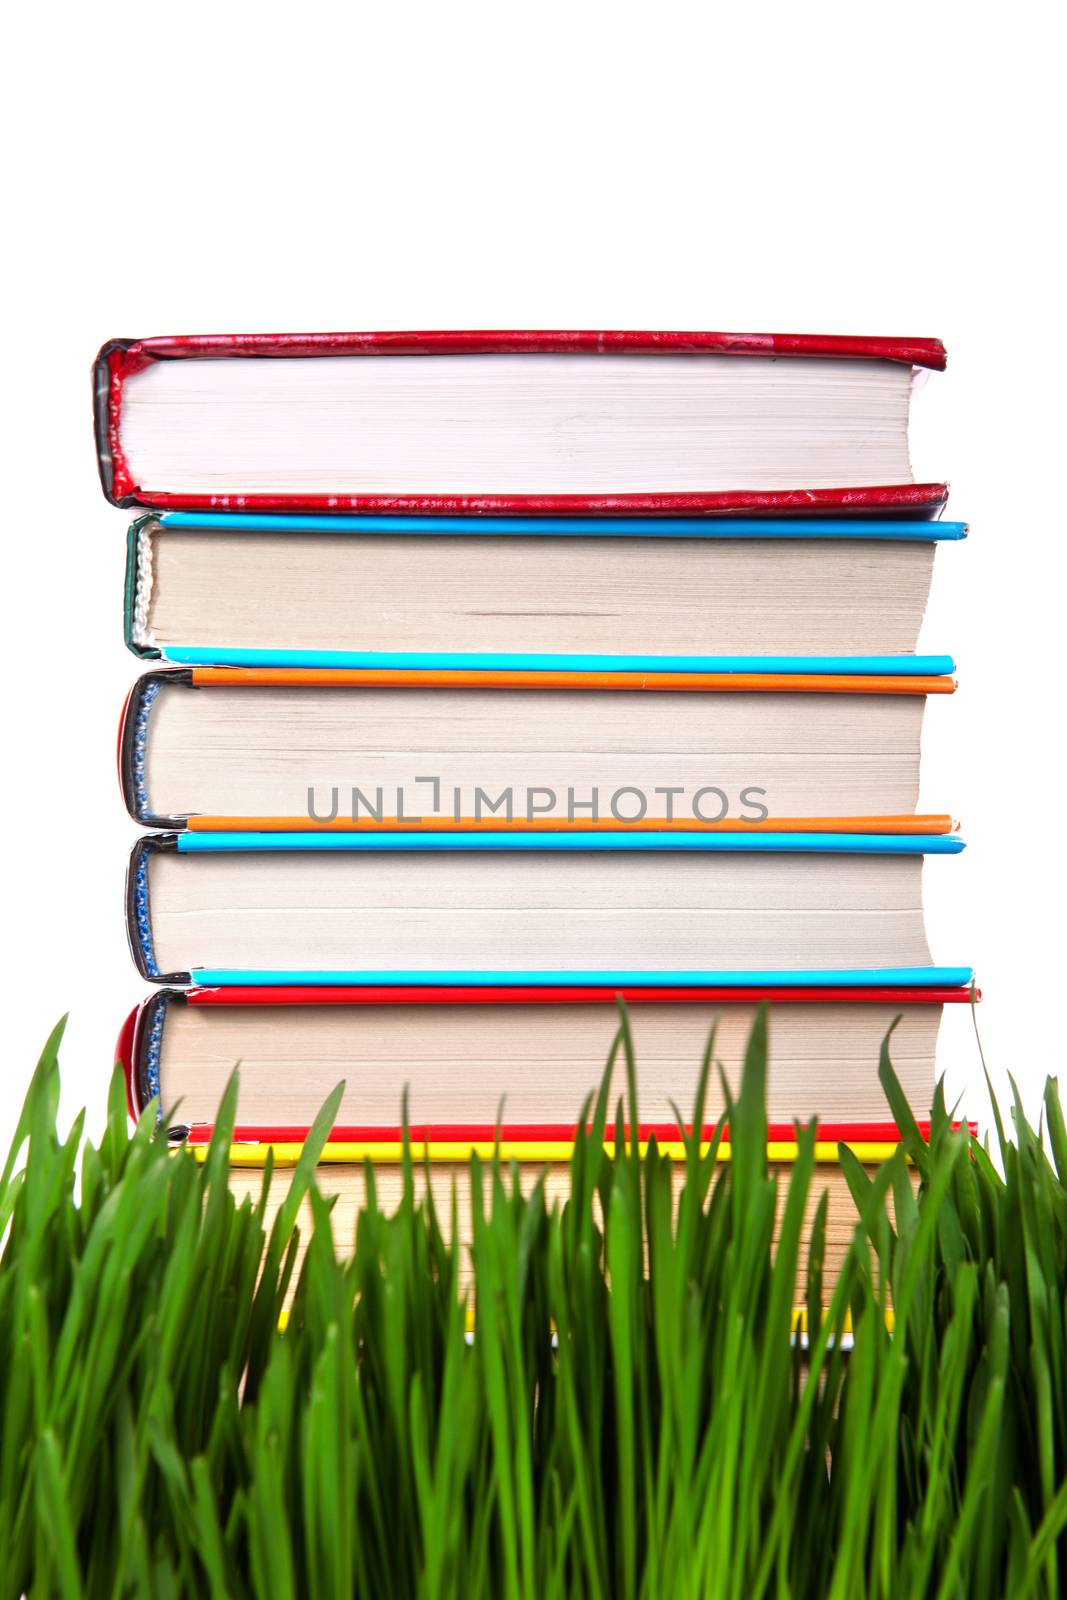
[273,1306,895,1337]
[197,1139,903,1166]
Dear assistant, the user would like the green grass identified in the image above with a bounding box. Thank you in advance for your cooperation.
[1,1007,1066,1597]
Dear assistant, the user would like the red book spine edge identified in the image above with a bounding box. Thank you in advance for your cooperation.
[111,329,950,367]
[124,485,952,518]
[116,986,980,1120]
[116,1004,141,1121]
[184,984,979,1007]
[179,1118,979,1146]
[93,330,947,511]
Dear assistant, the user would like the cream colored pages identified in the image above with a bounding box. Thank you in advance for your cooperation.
[140,531,934,656]
[159,999,941,1128]
[228,1160,883,1297]
[119,354,914,495]
[144,683,925,822]
[146,850,932,975]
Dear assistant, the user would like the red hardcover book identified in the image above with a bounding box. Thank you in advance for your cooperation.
[117,983,977,1141]
[116,986,976,1302]
[94,330,947,517]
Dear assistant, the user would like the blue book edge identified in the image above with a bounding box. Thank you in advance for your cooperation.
[174,831,965,855]
[158,511,968,541]
[163,647,957,675]
[190,967,975,988]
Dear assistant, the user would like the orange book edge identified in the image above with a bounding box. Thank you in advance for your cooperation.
[185,813,958,835]
[192,666,957,695]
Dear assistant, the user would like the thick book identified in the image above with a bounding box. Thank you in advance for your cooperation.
[123,512,965,665]
[117,985,976,1292]
[95,331,948,517]
[120,665,956,832]
[124,830,969,986]
[219,1151,924,1296]
[120,984,975,1141]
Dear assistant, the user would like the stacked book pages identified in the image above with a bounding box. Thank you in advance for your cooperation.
[98,330,974,1281]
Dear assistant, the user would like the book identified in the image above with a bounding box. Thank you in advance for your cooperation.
[95,331,947,516]
[121,985,975,1137]
[125,831,968,986]
[123,513,965,665]
[120,665,957,832]
[118,988,976,1295]
[220,1154,896,1297]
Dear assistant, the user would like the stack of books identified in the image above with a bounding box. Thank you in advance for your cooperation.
[98,329,973,1279]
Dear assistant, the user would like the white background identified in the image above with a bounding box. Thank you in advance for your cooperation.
[2,1,1064,1153]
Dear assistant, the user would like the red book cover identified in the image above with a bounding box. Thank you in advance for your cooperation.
[181,1119,944,1148]
[117,983,978,1124]
[94,330,948,517]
